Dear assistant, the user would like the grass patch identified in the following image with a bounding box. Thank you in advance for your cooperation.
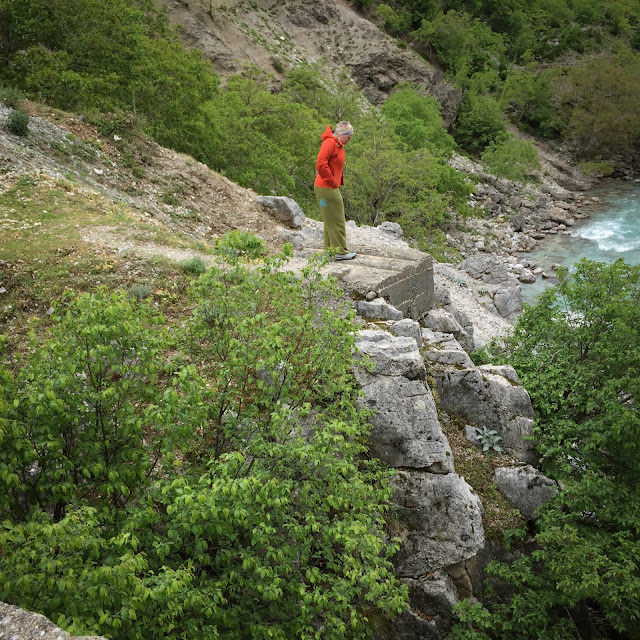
[0,176,199,360]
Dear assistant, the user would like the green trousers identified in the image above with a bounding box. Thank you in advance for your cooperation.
[314,185,348,254]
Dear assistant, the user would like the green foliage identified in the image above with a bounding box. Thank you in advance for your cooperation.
[474,426,503,452]
[213,229,265,259]
[127,283,152,300]
[375,4,412,35]
[6,108,29,136]
[454,260,640,638]
[381,83,456,154]
[555,55,640,159]
[179,256,207,274]
[0,250,408,638]
[0,289,177,521]
[578,159,615,176]
[499,69,565,139]
[343,114,472,237]
[0,84,24,108]
[454,90,506,152]
[414,10,506,83]
[480,134,540,181]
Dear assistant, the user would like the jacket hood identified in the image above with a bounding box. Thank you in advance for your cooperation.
[320,125,337,141]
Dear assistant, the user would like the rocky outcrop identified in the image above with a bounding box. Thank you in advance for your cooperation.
[257,195,304,228]
[437,364,537,464]
[160,0,462,124]
[0,602,105,640]
[425,330,538,464]
[355,331,485,638]
[286,218,434,320]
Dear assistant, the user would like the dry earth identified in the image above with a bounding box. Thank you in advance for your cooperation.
[1,102,289,264]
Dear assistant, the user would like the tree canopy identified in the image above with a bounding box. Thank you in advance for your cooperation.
[0,247,408,639]
[454,260,640,639]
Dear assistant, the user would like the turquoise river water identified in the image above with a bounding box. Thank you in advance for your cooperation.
[519,180,640,303]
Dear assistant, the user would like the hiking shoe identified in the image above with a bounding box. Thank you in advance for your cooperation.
[334,251,357,261]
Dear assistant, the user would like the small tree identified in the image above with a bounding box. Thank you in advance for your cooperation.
[0,289,178,521]
[454,260,640,639]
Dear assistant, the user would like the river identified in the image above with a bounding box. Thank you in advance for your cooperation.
[519,180,640,303]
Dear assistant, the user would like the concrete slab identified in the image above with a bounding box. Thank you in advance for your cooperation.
[285,221,434,320]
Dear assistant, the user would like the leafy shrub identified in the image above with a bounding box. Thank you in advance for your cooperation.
[578,159,615,176]
[179,255,207,274]
[480,134,540,181]
[127,283,152,300]
[454,91,506,152]
[0,253,409,638]
[0,290,177,521]
[6,109,29,136]
[381,83,456,154]
[0,85,24,108]
[454,260,640,638]
[214,229,265,259]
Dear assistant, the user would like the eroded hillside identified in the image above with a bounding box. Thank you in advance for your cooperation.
[157,0,462,122]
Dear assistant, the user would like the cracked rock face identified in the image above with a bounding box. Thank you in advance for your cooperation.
[359,375,454,472]
[354,330,486,639]
[391,471,485,577]
[435,364,538,464]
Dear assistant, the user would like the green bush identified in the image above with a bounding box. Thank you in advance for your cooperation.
[127,283,152,300]
[454,260,640,639]
[0,85,24,108]
[179,255,207,274]
[0,289,177,521]
[6,109,29,136]
[214,229,265,259]
[454,91,506,152]
[0,253,409,638]
[480,134,540,181]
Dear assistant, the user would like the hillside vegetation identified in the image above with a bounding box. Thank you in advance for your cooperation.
[359,0,640,170]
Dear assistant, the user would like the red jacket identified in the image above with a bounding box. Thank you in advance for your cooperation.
[314,125,346,189]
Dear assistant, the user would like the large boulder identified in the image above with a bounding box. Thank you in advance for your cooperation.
[388,318,423,346]
[257,195,305,228]
[495,465,557,519]
[391,471,485,577]
[354,330,426,380]
[434,364,538,464]
[492,287,523,320]
[356,296,403,321]
[358,375,454,472]
[458,256,514,287]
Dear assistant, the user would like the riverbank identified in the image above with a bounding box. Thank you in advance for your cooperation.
[439,148,639,309]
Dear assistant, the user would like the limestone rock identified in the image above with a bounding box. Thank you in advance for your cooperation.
[495,465,557,519]
[0,602,105,640]
[421,308,471,352]
[458,256,514,286]
[256,195,304,228]
[388,318,423,346]
[421,328,474,369]
[434,364,538,464]
[492,287,523,320]
[356,296,403,321]
[359,376,454,472]
[391,471,485,577]
[378,221,404,237]
[354,330,426,380]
